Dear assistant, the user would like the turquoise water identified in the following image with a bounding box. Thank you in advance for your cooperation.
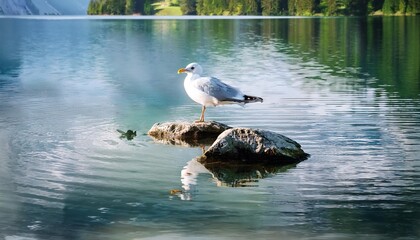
[0,16,419,239]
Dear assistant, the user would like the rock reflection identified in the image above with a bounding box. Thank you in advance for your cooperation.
[149,135,216,148]
[203,161,296,187]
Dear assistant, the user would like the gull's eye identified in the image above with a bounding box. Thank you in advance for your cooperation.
[191,66,195,70]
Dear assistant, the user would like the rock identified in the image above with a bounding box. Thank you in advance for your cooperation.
[201,128,309,164]
[117,129,137,140]
[147,121,231,147]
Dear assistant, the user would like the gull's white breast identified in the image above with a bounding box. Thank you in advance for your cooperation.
[184,74,219,107]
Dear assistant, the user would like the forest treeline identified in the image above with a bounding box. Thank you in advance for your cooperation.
[87,0,420,16]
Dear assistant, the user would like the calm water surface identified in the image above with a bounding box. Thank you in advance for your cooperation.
[0,16,419,240]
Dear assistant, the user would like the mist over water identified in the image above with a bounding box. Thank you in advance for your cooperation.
[0,16,419,239]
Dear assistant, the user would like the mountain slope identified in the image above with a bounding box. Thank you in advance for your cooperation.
[0,0,89,15]
[46,0,90,15]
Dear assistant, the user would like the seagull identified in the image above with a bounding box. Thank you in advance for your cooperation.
[178,63,263,122]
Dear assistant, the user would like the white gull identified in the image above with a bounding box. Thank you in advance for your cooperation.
[178,62,263,122]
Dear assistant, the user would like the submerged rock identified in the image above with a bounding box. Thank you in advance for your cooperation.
[201,128,309,165]
[117,129,137,140]
[147,121,231,147]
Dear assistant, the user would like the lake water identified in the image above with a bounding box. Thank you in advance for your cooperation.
[0,16,419,240]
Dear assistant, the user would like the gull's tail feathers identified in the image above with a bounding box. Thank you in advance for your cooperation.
[219,95,263,105]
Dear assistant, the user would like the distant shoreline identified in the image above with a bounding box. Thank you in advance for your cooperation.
[1,15,419,20]
[87,0,419,17]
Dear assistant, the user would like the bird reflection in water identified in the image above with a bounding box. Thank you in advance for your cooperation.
[172,157,297,200]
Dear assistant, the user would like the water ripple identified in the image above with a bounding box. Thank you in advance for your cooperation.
[1,17,419,240]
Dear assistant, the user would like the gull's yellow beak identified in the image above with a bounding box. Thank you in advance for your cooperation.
[177,68,186,74]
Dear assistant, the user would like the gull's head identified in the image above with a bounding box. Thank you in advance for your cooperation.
[177,62,203,75]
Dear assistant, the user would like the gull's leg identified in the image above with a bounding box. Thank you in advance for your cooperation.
[198,106,206,122]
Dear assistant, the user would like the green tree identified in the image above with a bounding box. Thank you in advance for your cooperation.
[261,0,288,15]
[345,0,368,15]
[136,0,145,14]
[180,0,197,15]
[383,0,398,14]
[144,0,153,14]
[406,0,420,14]
[88,0,147,15]
[107,0,125,14]
[289,0,314,15]
[212,0,228,15]
[366,0,383,14]
[88,0,413,16]
[125,0,134,14]
[196,0,204,14]
[87,0,107,14]
[87,0,98,14]
[244,0,259,15]
[382,0,419,15]
[226,0,240,14]
[322,0,338,15]
[261,0,279,15]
